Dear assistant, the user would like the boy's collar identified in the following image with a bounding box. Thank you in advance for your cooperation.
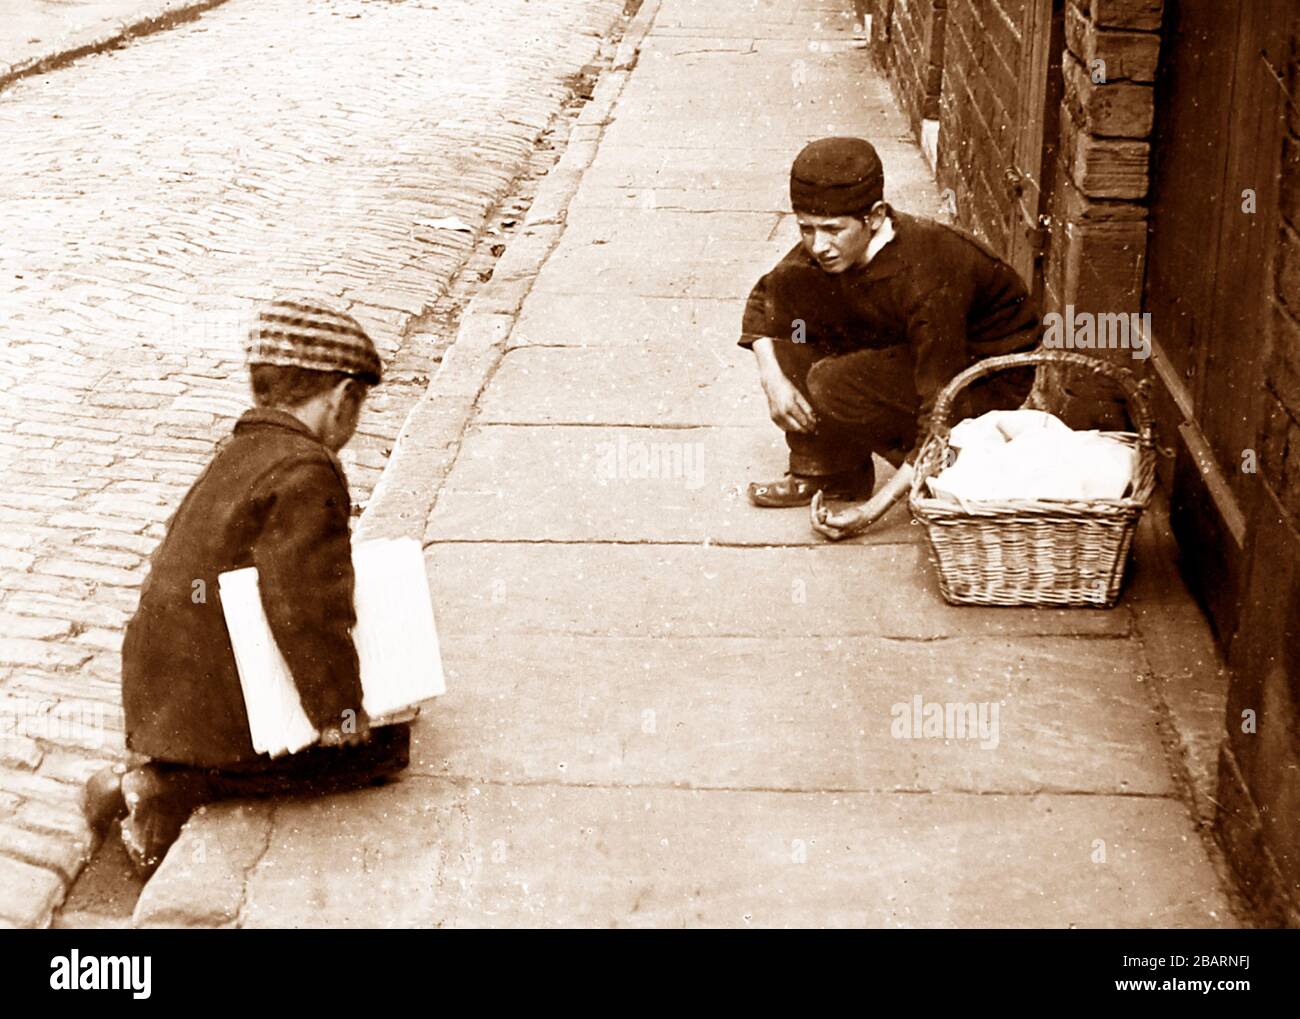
[852,207,906,281]
[863,210,896,264]
[235,407,324,443]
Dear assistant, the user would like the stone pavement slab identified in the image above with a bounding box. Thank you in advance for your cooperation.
[415,634,1172,795]
[562,207,783,244]
[424,423,916,545]
[530,240,788,299]
[140,778,1232,928]
[424,544,1131,640]
[508,293,740,348]
[475,345,767,427]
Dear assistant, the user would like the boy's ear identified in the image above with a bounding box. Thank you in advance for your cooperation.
[326,376,356,413]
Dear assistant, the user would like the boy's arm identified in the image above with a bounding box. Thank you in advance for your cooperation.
[252,459,366,735]
[905,285,971,463]
[741,255,820,433]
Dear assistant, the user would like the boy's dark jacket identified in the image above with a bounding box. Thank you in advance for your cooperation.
[740,210,1041,452]
[122,408,364,767]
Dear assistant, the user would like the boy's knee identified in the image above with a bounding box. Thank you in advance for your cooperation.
[805,358,851,419]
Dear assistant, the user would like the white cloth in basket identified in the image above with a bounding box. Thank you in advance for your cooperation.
[929,409,1136,504]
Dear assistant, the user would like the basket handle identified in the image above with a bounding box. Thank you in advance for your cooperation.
[927,349,1154,447]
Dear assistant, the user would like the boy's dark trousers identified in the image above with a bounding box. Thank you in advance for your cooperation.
[770,339,1036,475]
[126,724,410,867]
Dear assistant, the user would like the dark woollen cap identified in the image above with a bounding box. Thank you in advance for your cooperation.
[789,137,885,217]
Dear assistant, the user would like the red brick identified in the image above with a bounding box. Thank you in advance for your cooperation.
[1063,54,1155,137]
[1065,4,1160,80]
[1063,113,1150,198]
[1076,0,1163,32]
[1058,217,1149,310]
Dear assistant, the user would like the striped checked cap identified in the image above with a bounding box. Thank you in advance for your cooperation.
[245,295,383,385]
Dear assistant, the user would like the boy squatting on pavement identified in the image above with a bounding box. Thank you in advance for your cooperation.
[83,297,410,878]
[742,136,1043,539]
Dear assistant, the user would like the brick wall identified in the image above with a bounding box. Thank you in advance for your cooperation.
[934,0,1029,255]
[1218,15,1300,927]
[867,0,947,133]
[1041,0,1159,426]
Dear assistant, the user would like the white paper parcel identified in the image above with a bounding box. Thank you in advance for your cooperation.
[218,537,445,758]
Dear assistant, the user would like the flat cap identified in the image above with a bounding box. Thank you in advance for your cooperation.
[245,295,383,385]
[790,136,885,217]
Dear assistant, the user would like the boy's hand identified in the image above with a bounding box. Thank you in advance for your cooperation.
[810,462,915,541]
[810,491,873,540]
[762,372,818,434]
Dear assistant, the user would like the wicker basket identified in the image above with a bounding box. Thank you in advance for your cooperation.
[908,350,1156,608]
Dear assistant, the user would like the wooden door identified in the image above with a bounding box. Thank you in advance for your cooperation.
[937,1,1062,293]
[1142,1,1291,644]
[1005,0,1060,290]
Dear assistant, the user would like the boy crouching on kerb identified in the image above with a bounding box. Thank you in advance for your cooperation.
[84,295,409,878]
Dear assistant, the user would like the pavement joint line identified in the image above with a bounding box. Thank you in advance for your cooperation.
[423,631,1141,647]
[379,773,1188,800]
[470,421,758,430]
[430,628,1133,641]
[421,537,925,550]
[0,0,233,94]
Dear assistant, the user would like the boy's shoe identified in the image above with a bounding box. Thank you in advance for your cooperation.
[82,763,128,839]
[119,765,211,881]
[748,462,875,508]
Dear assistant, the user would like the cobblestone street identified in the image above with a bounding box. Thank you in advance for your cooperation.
[0,0,626,927]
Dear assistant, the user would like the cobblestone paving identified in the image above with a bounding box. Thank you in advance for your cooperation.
[0,0,211,72]
[0,0,625,927]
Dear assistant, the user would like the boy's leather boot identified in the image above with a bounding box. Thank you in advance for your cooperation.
[748,460,876,508]
[119,764,212,880]
[82,763,128,839]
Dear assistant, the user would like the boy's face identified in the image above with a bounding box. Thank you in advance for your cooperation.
[319,379,367,452]
[796,203,886,273]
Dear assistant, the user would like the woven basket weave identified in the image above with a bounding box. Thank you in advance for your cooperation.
[908,350,1156,608]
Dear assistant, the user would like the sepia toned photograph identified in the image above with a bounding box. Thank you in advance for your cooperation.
[0,0,1295,962]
